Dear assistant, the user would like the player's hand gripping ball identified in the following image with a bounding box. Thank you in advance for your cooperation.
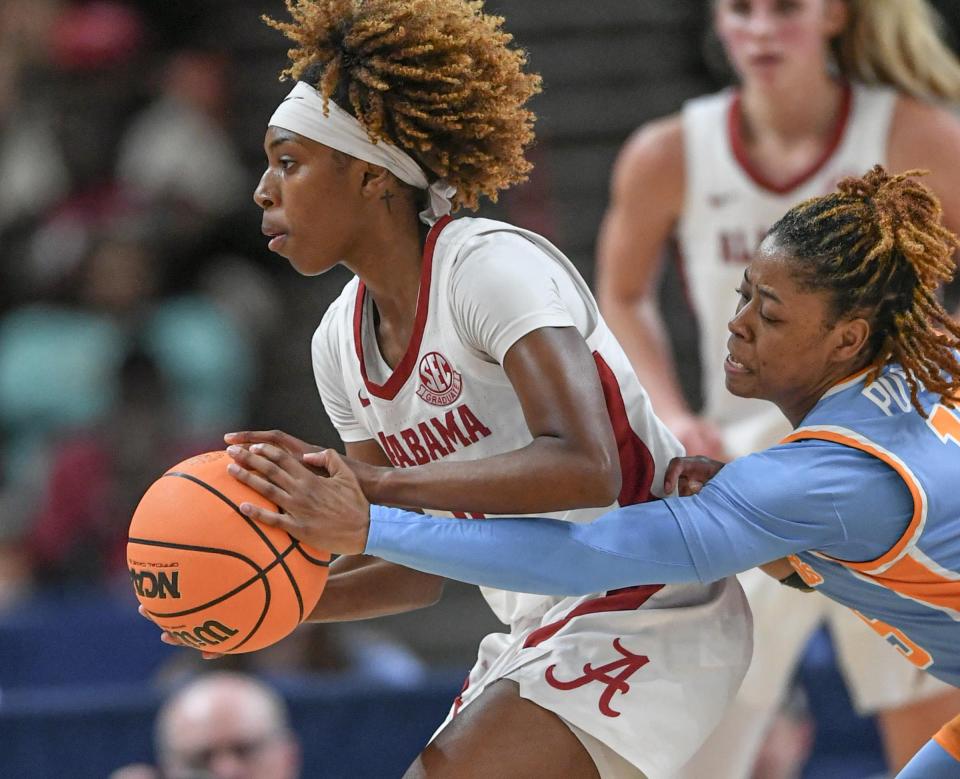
[127,451,330,653]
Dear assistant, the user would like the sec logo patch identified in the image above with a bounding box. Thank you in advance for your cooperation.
[416,351,462,406]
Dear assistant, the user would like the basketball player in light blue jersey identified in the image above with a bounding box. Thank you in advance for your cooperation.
[229,167,960,776]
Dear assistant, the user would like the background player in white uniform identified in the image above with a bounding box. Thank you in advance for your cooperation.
[597,0,960,774]
[218,2,752,776]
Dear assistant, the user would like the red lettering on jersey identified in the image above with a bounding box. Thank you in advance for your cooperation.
[384,433,416,468]
[432,411,471,451]
[719,228,767,264]
[458,404,492,443]
[376,432,401,467]
[720,231,751,264]
[401,428,430,465]
[418,421,450,460]
[376,404,492,469]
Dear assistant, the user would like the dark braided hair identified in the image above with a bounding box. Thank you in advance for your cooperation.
[264,0,541,211]
[767,165,960,415]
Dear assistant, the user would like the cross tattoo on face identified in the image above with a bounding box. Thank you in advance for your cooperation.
[381,189,394,212]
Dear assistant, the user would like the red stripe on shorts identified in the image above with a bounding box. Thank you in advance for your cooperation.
[522,584,664,649]
[452,673,471,717]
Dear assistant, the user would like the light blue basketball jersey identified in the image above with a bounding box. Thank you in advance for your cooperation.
[789,364,960,686]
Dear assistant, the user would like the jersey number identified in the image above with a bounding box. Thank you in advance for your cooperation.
[852,610,933,669]
[927,403,960,446]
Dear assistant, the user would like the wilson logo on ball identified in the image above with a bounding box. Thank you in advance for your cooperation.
[416,351,462,406]
[130,568,181,599]
[166,620,240,648]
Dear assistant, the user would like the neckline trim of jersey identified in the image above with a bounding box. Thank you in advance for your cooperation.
[728,81,853,196]
[352,215,453,401]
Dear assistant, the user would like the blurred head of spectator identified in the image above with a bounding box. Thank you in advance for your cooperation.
[108,765,159,779]
[162,48,232,123]
[155,672,301,779]
[0,0,71,239]
[78,229,161,319]
[48,1,144,72]
[116,45,246,220]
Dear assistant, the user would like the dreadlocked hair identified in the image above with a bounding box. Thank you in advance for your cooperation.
[767,165,960,415]
[264,0,541,211]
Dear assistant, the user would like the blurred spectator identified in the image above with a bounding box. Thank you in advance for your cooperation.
[109,765,159,779]
[0,226,256,481]
[111,671,301,779]
[0,431,33,609]
[160,672,300,779]
[26,348,215,589]
[0,0,70,235]
[116,48,247,219]
[48,1,144,72]
[107,763,162,779]
[48,2,147,197]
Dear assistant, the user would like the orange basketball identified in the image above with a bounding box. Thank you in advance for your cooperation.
[127,450,330,654]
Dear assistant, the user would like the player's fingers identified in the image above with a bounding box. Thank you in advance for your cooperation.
[251,443,320,485]
[675,472,705,497]
[227,445,298,492]
[314,449,348,477]
[227,462,291,506]
[301,449,329,466]
[225,429,288,444]
[663,457,685,494]
[665,457,705,492]
[225,429,315,455]
[301,450,331,477]
[159,629,220,659]
[249,442,301,465]
[224,430,266,446]
[236,501,289,529]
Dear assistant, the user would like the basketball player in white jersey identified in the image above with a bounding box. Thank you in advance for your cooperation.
[597,0,960,774]
[216,2,751,777]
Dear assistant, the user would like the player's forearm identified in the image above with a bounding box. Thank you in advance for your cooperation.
[601,297,691,420]
[307,555,444,622]
[363,502,706,594]
[367,436,620,514]
[364,480,826,594]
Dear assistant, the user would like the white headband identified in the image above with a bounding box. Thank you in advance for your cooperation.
[268,81,455,226]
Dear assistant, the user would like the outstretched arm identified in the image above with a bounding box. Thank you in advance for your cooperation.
[233,440,913,596]
[365,500,703,594]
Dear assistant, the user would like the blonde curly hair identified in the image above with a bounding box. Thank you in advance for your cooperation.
[265,0,542,210]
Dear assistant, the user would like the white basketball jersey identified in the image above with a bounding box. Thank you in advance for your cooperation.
[314,216,683,627]
[677,82,897,456]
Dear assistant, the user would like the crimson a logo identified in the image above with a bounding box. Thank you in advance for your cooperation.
[544,638,650,717]
[416,351,462,406]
